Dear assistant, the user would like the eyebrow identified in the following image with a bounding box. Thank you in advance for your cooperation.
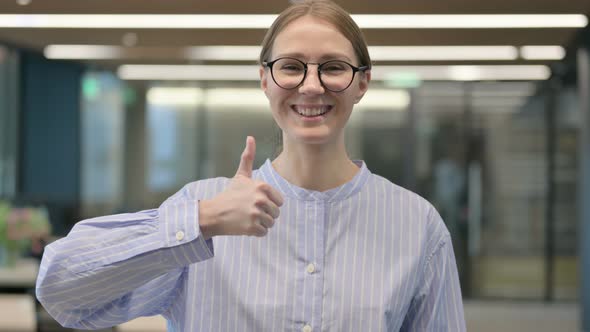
[274,52,354,63]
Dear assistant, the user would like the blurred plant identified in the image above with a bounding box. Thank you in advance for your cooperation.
[0,200,52,265]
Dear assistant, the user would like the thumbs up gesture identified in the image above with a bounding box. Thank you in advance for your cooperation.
[198,136,284,239]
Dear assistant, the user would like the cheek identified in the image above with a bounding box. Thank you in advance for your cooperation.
[267,93,290,124]
[337,91,357,108]
[267,86,291,108]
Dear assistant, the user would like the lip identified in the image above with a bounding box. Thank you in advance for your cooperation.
[290,104,333,121]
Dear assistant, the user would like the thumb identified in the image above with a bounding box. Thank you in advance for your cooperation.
[235,136,256,178]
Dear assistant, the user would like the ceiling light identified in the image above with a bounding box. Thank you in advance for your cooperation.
[375,65,550,81]
[147,87,204,106]
[369,46,518,61]
[353,14,588,28]
[44,45,262,61]
[357,89,410,109]
[44,45,122,59]
[185,46,262,61]
[118,64,260,81]
[118,64,550,81]
[471,82,537,97]
[204,88,269,108]
[0,14,276,29]
[145,87,409,110]
[46,44,560,62]
[0,14,586,29]
[520,45,566,60]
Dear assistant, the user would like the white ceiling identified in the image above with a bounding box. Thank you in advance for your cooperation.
[0,0,588,70]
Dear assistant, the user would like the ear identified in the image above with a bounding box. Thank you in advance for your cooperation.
[353,70,371,104]
[260,66,269,94]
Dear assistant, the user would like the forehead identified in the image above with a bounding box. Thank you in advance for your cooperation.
[271,15,356,62]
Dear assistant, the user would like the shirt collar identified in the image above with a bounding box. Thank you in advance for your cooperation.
[256,158,370,202]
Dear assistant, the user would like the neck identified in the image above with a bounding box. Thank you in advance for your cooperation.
[271,135,359,192]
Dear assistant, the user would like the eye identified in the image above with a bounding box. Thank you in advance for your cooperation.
[282,64,304,71]
[276,59,305,73]
[322,62,347,73]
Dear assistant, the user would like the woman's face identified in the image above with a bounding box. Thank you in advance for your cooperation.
[260,15,370,146]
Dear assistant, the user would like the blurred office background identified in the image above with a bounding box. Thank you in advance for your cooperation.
[0,0,589,331]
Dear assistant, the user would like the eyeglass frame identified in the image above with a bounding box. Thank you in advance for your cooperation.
[262,57,370,92]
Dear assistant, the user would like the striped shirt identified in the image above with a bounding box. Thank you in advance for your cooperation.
[36,159,466,331]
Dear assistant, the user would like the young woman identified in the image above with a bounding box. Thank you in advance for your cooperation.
[36,1,466,331]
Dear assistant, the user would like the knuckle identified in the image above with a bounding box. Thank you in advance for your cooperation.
[246,223,258,234]
[253,196,266,207]
[259,216,270,226]
[249,210,260,221]
[255,229,268,237]
[257,182,270,192]
[247,226,256,236]
[249,225,266,237]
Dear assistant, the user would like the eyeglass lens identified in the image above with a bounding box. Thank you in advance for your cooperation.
[270,58,355,92]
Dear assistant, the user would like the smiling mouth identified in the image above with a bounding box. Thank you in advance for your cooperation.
[291,105,333,117]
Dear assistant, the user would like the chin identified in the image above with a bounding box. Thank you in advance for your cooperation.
[287,128,339,145]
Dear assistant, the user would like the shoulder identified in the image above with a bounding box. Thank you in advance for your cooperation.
[367,173,450,252]
[367,173,435,214]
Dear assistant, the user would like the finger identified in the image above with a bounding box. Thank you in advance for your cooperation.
[254,193,280,219]
[257,213,275,229]
[235,136,256,178]
[258,182,284,207]
[251,223,268,237]
[261,201,280,219]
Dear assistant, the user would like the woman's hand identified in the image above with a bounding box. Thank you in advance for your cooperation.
[199,136,284,239]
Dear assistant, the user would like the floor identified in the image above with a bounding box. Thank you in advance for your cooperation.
[464,300,580,332]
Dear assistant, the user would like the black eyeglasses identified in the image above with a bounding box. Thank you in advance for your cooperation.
[262,57,369,92]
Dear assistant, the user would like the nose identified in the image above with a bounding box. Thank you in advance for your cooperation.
[298,66,325,95]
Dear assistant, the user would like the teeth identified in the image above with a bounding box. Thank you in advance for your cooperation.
[295,107,328,117]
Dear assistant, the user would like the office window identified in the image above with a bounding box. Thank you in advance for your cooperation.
[147,86,201,193]
[80,71,125,214]
[0,46,19,198]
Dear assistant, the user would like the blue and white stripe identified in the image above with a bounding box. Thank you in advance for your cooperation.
[36,158,466,331]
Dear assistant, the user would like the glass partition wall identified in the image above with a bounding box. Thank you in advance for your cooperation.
[0,46,19,198]
[412,81,578,301]
[80,71,125,217]
[79,78,579,302]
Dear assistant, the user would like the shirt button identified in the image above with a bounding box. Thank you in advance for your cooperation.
[176,231,185,241]
[306,263,316,274]
[302,324,312,332]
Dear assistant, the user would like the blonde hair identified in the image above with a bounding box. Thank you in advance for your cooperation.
[259,0,371,68]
